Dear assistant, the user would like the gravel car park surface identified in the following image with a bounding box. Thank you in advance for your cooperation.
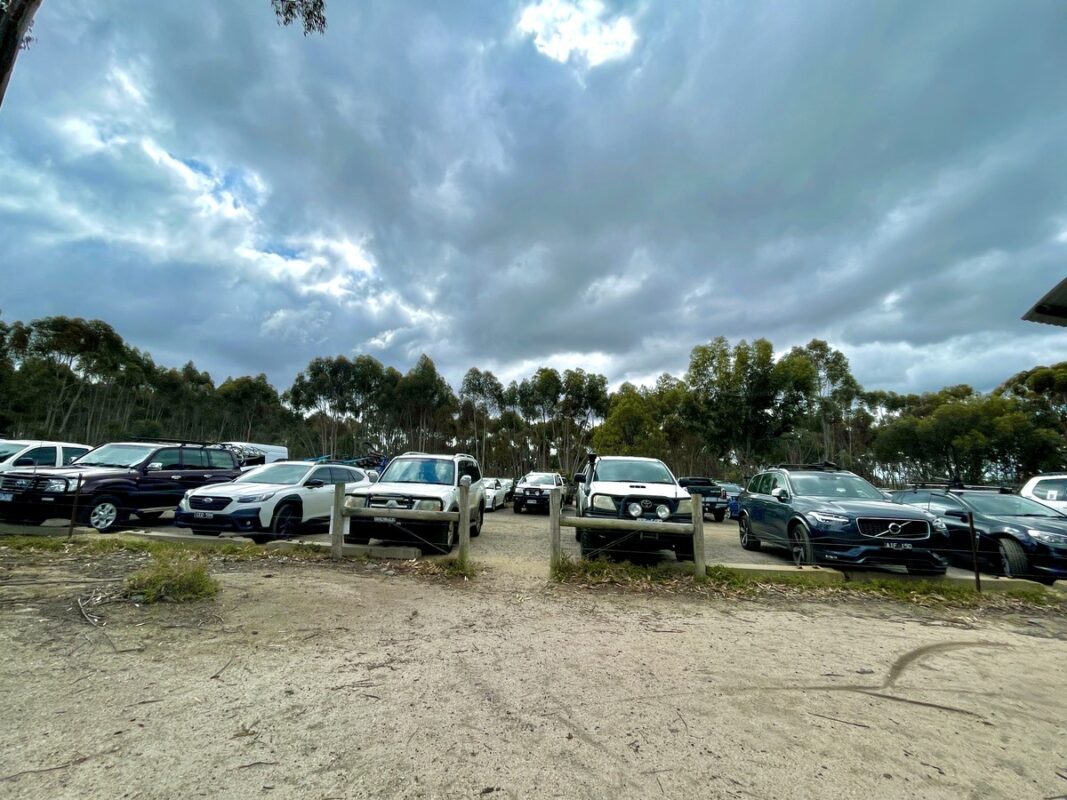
[2,530,1066,800]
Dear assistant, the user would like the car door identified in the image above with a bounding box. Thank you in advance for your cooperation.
[746,473,772,538]
[138,447,185,508]
[763,472,792,544]
[303,467,337,520]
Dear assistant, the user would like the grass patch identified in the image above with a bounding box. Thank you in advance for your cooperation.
[554,556,1064,610]
[124,553,219,603]
[0,534,274,560]
[413,555,476,580]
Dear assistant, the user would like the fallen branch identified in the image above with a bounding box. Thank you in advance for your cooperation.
[234,761,279,770]
[76,596,102,627]
[807,712,871,729]
[210,655,236,680]
[0,746,120,782]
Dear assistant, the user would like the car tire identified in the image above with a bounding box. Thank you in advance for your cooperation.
[271,503,300,537]
[513,502,522,514]
[739,515,761,551]
[347,520,372,545]
[85,495,127,533]
[675,538,694,562]
[997,537,1028,578]
[714,510,726,523]
[471,504,483,538]
[430,522,456,555]
[788,522,814,567]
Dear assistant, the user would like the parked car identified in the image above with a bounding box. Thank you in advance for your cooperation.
[737,464,949,574]
[892,487,1067,583]
[678,476,729,521]
[719,482,744,519]
[0,439,91,473]
[500,478,515,502]
[175,460,373,541]
[1020,473,1067,514]
[483,478,506,511]
[574,455,695,560]
[343,452,485,554]
[220,441,289,469]
[0,440,241,532]
[513,472,565,514]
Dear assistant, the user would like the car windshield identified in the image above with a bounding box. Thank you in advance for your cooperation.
[380,458,455,485]
[234,464,310,485]
[525,474,557,486]
[594,460,675,484]
[720,483,742,492]
[962,493,1065,517]
[72,444,155,468]
[0,443,29,461]
[790,473,885,500]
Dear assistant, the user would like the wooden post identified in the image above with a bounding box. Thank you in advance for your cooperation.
[691,491,706,580]
[66,473,83,542]
[330,482,345,560]
[967,511,982,593]
[549,487,562,575]
[458,476,471,564]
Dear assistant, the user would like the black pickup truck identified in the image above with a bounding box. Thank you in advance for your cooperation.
[0,440,241,532]
[678,476,729,522]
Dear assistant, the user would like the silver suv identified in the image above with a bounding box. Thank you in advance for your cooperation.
[344,452,485,554]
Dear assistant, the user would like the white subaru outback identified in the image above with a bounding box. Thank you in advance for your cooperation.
[176,461,373,541]
[344,452,485,554]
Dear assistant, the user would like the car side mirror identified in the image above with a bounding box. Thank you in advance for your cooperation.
[12,457,34,467]
[367,471,379,483]
[574,474,586,483]
[678,478,692,488]
[145,462,163,472]
[942,509,968,520]
[305,479,325,489]
[771,487,790,502]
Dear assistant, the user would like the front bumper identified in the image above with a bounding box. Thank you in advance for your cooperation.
[345,517,449,545]
[1029,545,1067,580]
[813,538,949,571]
[174,508,268,533]
[515,492,550,509]
[0,492,76,521]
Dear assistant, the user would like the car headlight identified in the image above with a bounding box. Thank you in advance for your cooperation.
[344,495,367,510]
[415,499,443,511]
[656,504,670,520]
[676,498,692,515]
[1028,529,1067,546]
[627,502,643,518]
[592,494,616,511]
[44,479,69,493]
[808,512,850,526]
[237,491,276,503]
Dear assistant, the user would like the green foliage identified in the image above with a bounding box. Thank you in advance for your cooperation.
[124,554,219,603]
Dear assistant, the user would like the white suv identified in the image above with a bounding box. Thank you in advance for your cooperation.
[513,472,565,514]
[344,452,485,554]
[574,455,695,559]
[1021,473,1067,514]
[176,461,373,541]
[0,439,91,473]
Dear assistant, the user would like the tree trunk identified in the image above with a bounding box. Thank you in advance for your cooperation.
[0,0,43,109]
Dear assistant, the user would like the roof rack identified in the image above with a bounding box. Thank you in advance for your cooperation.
[909,482,1012,494]
[124,437,220,447]
[400,451,426,456]
[455,453,475,460]
[773,461,841,472]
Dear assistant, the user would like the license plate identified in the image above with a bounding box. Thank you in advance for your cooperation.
[193,511,214,520]
[373,516,397,524]
[884,542,912,550]
[0,493,11,502]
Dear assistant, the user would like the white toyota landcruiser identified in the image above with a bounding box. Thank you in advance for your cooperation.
[344,452,485,554]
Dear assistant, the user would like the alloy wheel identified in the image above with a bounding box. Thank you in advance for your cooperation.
[90,502,118,530]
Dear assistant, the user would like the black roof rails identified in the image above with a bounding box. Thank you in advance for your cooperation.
[773,461,841,471]
[124,437,218,447]
[909,482,1013,494]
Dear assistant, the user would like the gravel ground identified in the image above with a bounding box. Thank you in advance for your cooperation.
[2,546,1066,800]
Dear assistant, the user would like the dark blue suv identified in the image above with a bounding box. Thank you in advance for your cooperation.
[738,464,949,574]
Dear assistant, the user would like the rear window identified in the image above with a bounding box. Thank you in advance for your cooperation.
[182,449,207,468]
[63,447,89,465]
[206,449,235,469]
[1032,478,1067,502]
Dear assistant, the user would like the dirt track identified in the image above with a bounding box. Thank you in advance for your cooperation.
[3,515,1067,800]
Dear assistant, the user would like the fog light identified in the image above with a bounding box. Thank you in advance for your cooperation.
[628,502,642,518]
[656,505,670,519]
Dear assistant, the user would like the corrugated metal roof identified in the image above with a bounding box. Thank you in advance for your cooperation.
[1023,276,1067,327]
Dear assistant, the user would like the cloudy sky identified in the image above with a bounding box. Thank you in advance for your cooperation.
[2,0,1065,395]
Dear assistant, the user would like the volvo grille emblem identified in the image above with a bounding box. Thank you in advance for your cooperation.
[887,523,902,535]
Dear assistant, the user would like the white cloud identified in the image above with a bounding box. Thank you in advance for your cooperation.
[518,0,637,67]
